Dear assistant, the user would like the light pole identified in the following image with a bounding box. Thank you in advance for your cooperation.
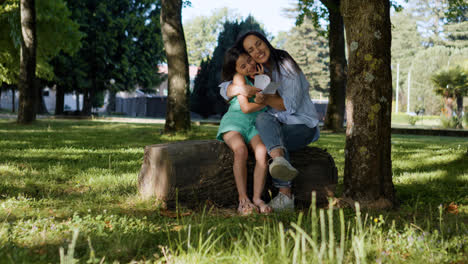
[396,63,399,113]
[407,70,411,114]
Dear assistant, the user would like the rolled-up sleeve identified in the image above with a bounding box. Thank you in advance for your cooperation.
[219,81,232,101]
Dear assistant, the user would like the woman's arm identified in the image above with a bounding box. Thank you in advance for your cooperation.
[254,93,285,111]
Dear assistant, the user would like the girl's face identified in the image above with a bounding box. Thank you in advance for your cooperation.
[243,35,271,65]
[235,53,256,76]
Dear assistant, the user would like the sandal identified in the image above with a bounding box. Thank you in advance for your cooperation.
[253,199,273,214]
[237,198,258,216]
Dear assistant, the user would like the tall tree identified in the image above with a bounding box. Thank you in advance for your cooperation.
[282,17,330,98]
[161,0,190,132]
[184,7,240,66]
[391,10,423,113]
[322,0,347,131]
[296,0,404,131]
[1,0,82,116]
[446,0,468,23]
[411,0,446,47]
[56,0,165,115]
[340,0,395,208]
[17,0,37,123]
[431,65,468,127]
[444,21,468,49]
[295,0,347,131]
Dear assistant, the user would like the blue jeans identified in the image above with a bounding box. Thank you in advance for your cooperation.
[256,112,320,188]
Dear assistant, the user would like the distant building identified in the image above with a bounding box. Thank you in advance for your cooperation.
[0,87,82,113]
[154,65,199,96]
[114,65,200,117]
[0,65,199,114]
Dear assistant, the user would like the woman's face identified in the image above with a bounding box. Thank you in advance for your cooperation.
[243,35,271,65]
[235,53,256,76]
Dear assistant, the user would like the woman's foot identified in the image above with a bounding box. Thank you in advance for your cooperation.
[253,198,273,214]
[238,198,258,216]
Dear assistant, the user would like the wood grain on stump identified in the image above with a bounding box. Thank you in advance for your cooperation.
[138,140,338,208]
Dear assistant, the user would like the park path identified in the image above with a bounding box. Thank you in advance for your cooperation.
[2,113,467,137]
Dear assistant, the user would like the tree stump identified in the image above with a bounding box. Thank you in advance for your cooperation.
[138,140,338,208]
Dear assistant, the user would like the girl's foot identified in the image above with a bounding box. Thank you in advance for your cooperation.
[253,199,273,214]
[238,198,258,216]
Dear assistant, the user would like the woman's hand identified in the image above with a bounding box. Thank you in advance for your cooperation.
[254,92,285,111]
[254,92,266,104]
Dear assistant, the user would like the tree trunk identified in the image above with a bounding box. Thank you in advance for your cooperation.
[75,90,80,112]
[456,95,463,127]
[82,88,93,116]
[340,0,396,209]
[55,85,64,115]
[106,90,116,114]
[17,0,37,124]
[138,140,338,208]
[323,0,347,132]
[11,86,15,112]
[36,84,48,114]
[161,0,191,133]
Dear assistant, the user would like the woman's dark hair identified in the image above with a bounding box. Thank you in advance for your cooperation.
[221,46,244,81]
[235,31,301,78]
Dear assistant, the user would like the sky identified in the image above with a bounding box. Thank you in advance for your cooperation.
[182,0,297,36]
[182,0,409,37]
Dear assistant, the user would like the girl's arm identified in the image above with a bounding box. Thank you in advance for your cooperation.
[232,74,266,113]
[226,83,260,98]
[238,95,266,113]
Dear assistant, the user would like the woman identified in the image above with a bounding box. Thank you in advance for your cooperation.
[219,31,320,211]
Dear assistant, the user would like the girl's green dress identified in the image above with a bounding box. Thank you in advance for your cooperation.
[216,77,266,143]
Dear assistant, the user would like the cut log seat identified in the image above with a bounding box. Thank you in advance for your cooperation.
[138,140,338,208]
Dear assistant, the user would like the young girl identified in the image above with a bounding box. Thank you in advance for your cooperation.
[216,47,272,215]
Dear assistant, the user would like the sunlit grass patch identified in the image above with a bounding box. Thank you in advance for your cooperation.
[0,119,466,263]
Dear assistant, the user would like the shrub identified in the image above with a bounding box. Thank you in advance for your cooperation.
[408,115,418,126]
[440,115,462,129]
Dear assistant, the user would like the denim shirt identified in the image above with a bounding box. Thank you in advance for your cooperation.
[219,65,320,128]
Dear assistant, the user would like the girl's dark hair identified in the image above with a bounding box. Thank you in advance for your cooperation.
[221,46,244,81]
[235,31,301,78]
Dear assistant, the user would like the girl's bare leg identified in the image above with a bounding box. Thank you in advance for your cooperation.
[223,131,257,214]
[249,135,272,213]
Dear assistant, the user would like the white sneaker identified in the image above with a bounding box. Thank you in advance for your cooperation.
[268,192,294,211]
[269,156,298,181]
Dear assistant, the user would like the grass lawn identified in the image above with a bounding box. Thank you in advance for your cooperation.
[0,119,467,263]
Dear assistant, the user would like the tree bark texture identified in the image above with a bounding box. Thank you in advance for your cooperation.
[82,88,93,116]
[161,0,191,133]
[323,0,347,132]
[37,84,48,114]
[55,85,64,115]
[106,90,116,114]
[138,140,338,208]
[456,95,463,127]
[340,0,396,208]
[11,86,16,112]
[17,0,37,124]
